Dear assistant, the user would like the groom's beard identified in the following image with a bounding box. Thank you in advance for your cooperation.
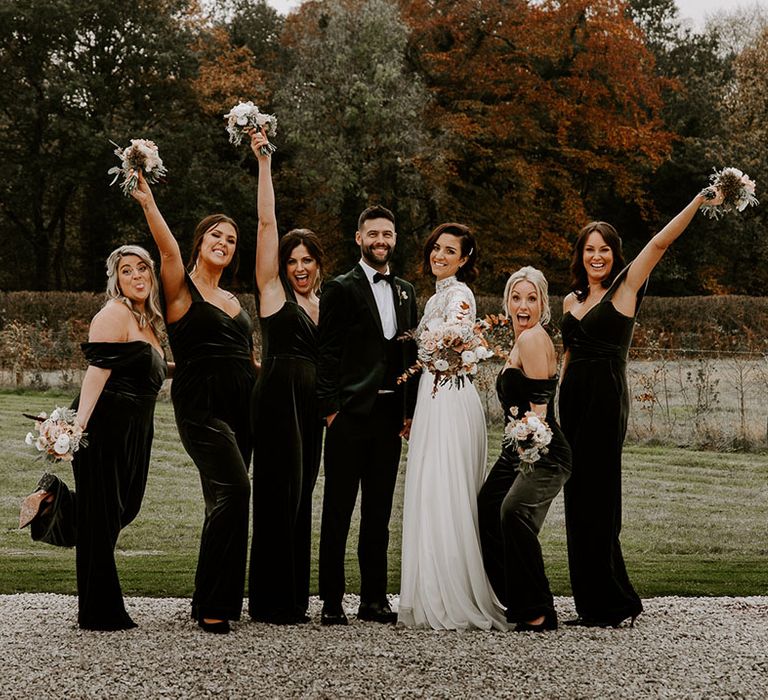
[361,242,394,268]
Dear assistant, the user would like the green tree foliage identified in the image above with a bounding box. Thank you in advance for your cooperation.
[273,0,431,274]
[0,0,199,290]
[627,0,768,295]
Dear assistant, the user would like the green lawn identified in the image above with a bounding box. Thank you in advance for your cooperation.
[1,390,766,597]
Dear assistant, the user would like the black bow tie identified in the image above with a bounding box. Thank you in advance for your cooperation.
[373,272,393,285]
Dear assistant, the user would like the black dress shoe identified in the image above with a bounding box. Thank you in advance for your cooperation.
[357,601,397,624]
[320,606,348,626]
[513,610,558,633]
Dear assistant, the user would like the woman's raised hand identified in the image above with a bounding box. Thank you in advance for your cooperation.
[248,126,271,160]
[129,169,155,209]
[698,185,725,208]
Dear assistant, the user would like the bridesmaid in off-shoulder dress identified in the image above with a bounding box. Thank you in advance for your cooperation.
[21,245,167,630]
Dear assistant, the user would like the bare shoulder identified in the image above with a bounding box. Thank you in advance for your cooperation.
[517,325,552,352]
[563,292,577,312]
[89,301,131,342]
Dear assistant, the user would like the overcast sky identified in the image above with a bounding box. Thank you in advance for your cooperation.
[265,0,766,25]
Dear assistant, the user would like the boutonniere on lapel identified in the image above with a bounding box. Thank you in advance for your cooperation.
[395,283,408,305]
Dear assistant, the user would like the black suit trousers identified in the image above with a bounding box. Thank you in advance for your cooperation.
[319,393,402,607]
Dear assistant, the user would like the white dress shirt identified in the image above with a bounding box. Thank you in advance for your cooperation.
[359,259,397,340]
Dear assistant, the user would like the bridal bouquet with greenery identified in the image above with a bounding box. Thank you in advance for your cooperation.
[700,167,758,219]
[108,139,167,196]
[224,101,277,155]
[24,407,87,463]
[503,407,552,473]
[399,302,494,396]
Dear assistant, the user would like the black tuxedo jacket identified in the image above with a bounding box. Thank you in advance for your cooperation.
[317,263,418,421]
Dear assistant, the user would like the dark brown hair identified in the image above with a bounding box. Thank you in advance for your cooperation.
[421,222,478,284]
[187,214,240,277]
[570,221,625,301]
[357,205,395,231]
[279,228,324,293]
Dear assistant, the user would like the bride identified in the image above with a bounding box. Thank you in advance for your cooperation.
[398,222,507,631]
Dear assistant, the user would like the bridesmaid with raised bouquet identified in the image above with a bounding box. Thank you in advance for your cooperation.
[131,169,257,634]
[559,184,725,628]
[247,127,325,625]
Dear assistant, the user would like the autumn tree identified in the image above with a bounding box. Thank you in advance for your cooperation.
[403,0,675,291]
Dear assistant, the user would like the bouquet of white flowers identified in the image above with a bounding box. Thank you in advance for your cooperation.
[224,101,277,155]
[700,167,758,220]
[399,301,494,396]
[24,407,87,463]
[108,139,167,196]
[503,407,553,474]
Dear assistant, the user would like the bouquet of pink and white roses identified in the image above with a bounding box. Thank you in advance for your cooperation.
[399,301,494,396]
[700,166,758,219]
[108,139,167,196]
[24,407,87,463]
[503,407,553,474]
[224,101,277,155]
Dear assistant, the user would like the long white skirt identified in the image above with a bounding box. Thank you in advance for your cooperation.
[398,372,507,630]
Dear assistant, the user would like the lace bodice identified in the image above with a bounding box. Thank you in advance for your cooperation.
[417,276,476,337]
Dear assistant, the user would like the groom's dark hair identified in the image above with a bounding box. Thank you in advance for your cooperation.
[357,205,395,231]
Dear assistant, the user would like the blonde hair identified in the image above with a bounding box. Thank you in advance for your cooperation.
[503,266,551,326]
[105,245,165,340]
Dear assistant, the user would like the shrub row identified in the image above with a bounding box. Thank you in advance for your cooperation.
[2,292,767,367]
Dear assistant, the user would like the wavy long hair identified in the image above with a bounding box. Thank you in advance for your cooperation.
[105,245,165,340]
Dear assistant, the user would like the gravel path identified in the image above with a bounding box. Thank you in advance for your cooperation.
[1,594,766,699]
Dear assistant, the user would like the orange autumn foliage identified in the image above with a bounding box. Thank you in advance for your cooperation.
[402,0,675,286]
[191,27,270,117]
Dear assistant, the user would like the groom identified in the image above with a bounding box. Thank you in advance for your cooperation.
[317,204,418,625]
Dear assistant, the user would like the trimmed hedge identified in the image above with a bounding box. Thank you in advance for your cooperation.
[2,292,767,374]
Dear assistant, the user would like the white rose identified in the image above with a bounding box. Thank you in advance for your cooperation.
[476,346,493,360]
[434,359,449,372]
[53,434,71,455]
[461,350,476,364]
[25,432,35,446]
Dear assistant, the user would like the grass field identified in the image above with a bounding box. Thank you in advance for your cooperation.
[1,390,766,598]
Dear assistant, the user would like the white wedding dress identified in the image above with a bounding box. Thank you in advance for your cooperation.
[398,276,507,630]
